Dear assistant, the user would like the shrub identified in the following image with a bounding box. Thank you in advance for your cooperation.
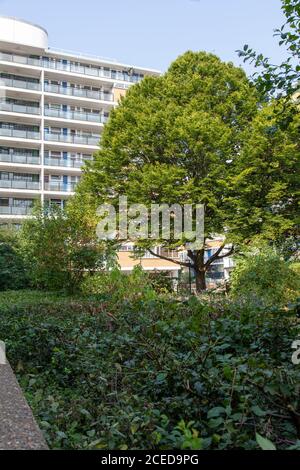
[20,201,107,293]
[148,271,174,294]
[80,266,157,302]
[1,290,299,450]
[230,248,300,308]
[0,228,29,290]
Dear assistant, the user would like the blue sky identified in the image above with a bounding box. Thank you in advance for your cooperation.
[0,0,286,74]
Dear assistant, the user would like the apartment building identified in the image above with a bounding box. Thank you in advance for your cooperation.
[0,16,233,283]
[0,16,159,227]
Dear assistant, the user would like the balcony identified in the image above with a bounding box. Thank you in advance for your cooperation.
[44,157,85,168]
[44,83,113,101]
[0,77,41,91]
[44,181,76,192]
[0,179,40,190]
[0,128,40,140]
[44,107,107,123]
[0,52,142,84]
[0,52,41,68]
[0,205,32,215]
[44,132,99,146]
[0,101,40,115]
[0,153,40,165]
[43,60,138,83]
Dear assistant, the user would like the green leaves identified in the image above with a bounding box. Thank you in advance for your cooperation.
[77,51,260,287]
[19,198,107,293]
[207,407,226,419]
[1,289,299,450]
[239,0,300,98]
[256,433,277,451]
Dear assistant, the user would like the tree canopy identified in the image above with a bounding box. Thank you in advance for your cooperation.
[78,51,260,290]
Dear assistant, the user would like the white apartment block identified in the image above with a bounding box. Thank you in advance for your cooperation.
[0,16,159,228]
[0,16,233,283]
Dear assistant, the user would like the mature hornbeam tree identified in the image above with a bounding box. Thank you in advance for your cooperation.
[77,51,263,291]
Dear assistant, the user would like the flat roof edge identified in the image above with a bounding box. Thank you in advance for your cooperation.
[0,15,48,36]
[47,48,161,74]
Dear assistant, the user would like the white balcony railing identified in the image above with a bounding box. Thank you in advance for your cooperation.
[44,107,107,123]
[0,128,40,140]
[44,157,85,168]
[44,182,77,192]
[0,180,40,190]
[0,205,32,215]
[0,101,40,115]
[0,77,41,91]
[44,132,99,146]
[44,83,113,102]
[0,52,41,67]
[0,52,142,83]
[0,153,40,165]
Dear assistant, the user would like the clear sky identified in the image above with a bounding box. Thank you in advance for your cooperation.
[0,0,286,74]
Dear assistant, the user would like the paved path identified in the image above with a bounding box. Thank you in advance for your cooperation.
[0,363,48,450]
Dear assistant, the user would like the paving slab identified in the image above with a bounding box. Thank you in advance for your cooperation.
[0,363,48,450]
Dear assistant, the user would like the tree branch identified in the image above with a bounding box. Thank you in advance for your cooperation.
[204,242,226,268]
[204,243,234,268]
[216,245,235,260]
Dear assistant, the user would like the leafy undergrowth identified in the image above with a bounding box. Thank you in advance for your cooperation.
[0,290,300,450]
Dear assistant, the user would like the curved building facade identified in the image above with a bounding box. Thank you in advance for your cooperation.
[0,16,48,51]
[0,16,159,225]
[0,18,185,276]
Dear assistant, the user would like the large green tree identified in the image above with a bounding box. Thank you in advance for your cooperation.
[228,101,300,247]
[78,51,260,291]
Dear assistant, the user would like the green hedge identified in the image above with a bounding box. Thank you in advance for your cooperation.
[1,291,299,450]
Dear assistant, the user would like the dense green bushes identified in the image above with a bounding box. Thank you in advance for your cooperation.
[20,202,107,293]
[230,248,300,308]
[1,290,299,450]
[0,229,29,291]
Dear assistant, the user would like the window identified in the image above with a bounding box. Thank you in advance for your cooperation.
[0,198,9,207]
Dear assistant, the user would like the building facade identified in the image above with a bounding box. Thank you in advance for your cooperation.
[0,16,159,229]
[0,16,233,283]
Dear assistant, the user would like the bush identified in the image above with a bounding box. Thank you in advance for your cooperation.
[20,201,107,293]
[1,290,299,450]
[80,266,157,302]
[148,271,174,294]
[0,229,29,290]
[230,248,300,308]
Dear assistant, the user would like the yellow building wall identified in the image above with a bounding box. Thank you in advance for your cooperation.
[113,87,127,103]
[118,252,180,272]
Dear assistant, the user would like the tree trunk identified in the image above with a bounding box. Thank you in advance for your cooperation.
[195,269,206,292]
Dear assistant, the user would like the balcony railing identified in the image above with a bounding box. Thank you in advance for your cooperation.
[44,107,107,123]
[0,52,41,67]
[0,102,40,115]
[44,132,99,146]
[0,128,40,140]
[0,153,40,165]
[44,181,77,192]
[0,205,32,215]
[0,77,41,91]
[44,157,85,168]
[0,179,40,190]
[44,83,114,101]
[0,52,141,83]
[43,60,138,83]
